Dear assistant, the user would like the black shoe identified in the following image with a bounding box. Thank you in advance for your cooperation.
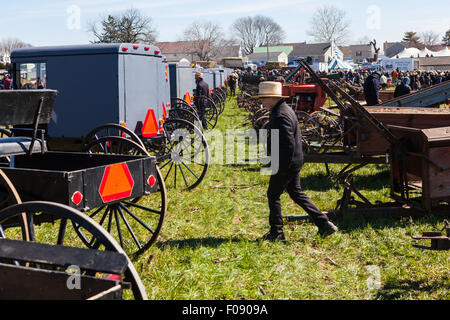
[260,231,286,243]
[318,221,338,237]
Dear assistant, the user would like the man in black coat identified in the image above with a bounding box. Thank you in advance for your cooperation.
[363,72,381,106]
[194,72,210,129]
[254,82,338,242]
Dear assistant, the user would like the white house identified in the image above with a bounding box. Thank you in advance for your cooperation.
[246,51,288,66]
[289,42,344,64]
[0,53,10,64]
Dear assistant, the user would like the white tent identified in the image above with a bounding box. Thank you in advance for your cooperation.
[435,47,450,57]
[419,47,438,57]
[396,47,420,58]
[328,58,353,70]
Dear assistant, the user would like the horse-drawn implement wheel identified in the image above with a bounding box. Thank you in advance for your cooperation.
[150,118,210,190]
[81,136,167,257]
[296,111,323,152]
[0,201,147,300]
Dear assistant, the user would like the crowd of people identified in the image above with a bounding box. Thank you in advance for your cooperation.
[359,68,449,105]
[235,65,449,107]
[342,69,450,90]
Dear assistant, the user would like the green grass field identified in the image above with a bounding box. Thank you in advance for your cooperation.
[6,92,446,300]
[133,93,449,300]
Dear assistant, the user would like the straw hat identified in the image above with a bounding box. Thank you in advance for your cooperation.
[195,72,203,79]
[253,81,288,99]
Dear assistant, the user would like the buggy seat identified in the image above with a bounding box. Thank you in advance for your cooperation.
[0,90,57,157]
[0,137,46,156]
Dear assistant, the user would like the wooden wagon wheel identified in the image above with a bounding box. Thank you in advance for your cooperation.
[0,201,147,300]
[168,107,203,132]
[211,92,224,114]
[194,96,218,130]
[81,136,167,257]
[84,123,145,149]
[0,169,28,241]
[152,118,209,190]
[211,91,225,113]
[170,98,200,119]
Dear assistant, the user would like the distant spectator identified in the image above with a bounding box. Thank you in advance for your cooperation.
[394,76,412,98]
[380,73,388,90]
[363,72,381,106]
[392,70,399,85]
[3,74,11,90]
[228,72,238,96]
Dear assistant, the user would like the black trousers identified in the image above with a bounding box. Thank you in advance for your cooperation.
[229,84,236,96]
[267,168,329,233]
[197,103,208,129]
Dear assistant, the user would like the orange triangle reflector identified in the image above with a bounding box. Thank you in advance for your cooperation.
[162,102,167,120]
[184,92,192,105]
[142,109,159,138]
[99,163,134,203]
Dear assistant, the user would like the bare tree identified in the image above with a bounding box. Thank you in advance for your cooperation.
[369,39,381,62]
[0,38,32,56]
[307,5,350,45]
[421,31,440,46]
[231,15,285,55]
[182,21,226,61]
[89,8,158,44]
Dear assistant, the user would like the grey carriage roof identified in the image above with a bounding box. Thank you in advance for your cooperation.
[11,43,162,58]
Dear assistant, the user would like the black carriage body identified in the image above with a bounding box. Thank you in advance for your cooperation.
[1,152,158,212]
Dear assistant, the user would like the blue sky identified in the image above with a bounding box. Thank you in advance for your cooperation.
[1,0,449,48]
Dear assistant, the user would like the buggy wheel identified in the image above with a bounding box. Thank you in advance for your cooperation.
[0,169,28,241]
[154,118,209,190]
[0,201,147,300]
[196,96,218,130]
[170,98,199,119]
[168,107,203,131]
[80,136,167,257]
[84,123,145,149]
[212,91,225,113]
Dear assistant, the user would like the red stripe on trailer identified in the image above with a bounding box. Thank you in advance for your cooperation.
[142,109,159,138]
